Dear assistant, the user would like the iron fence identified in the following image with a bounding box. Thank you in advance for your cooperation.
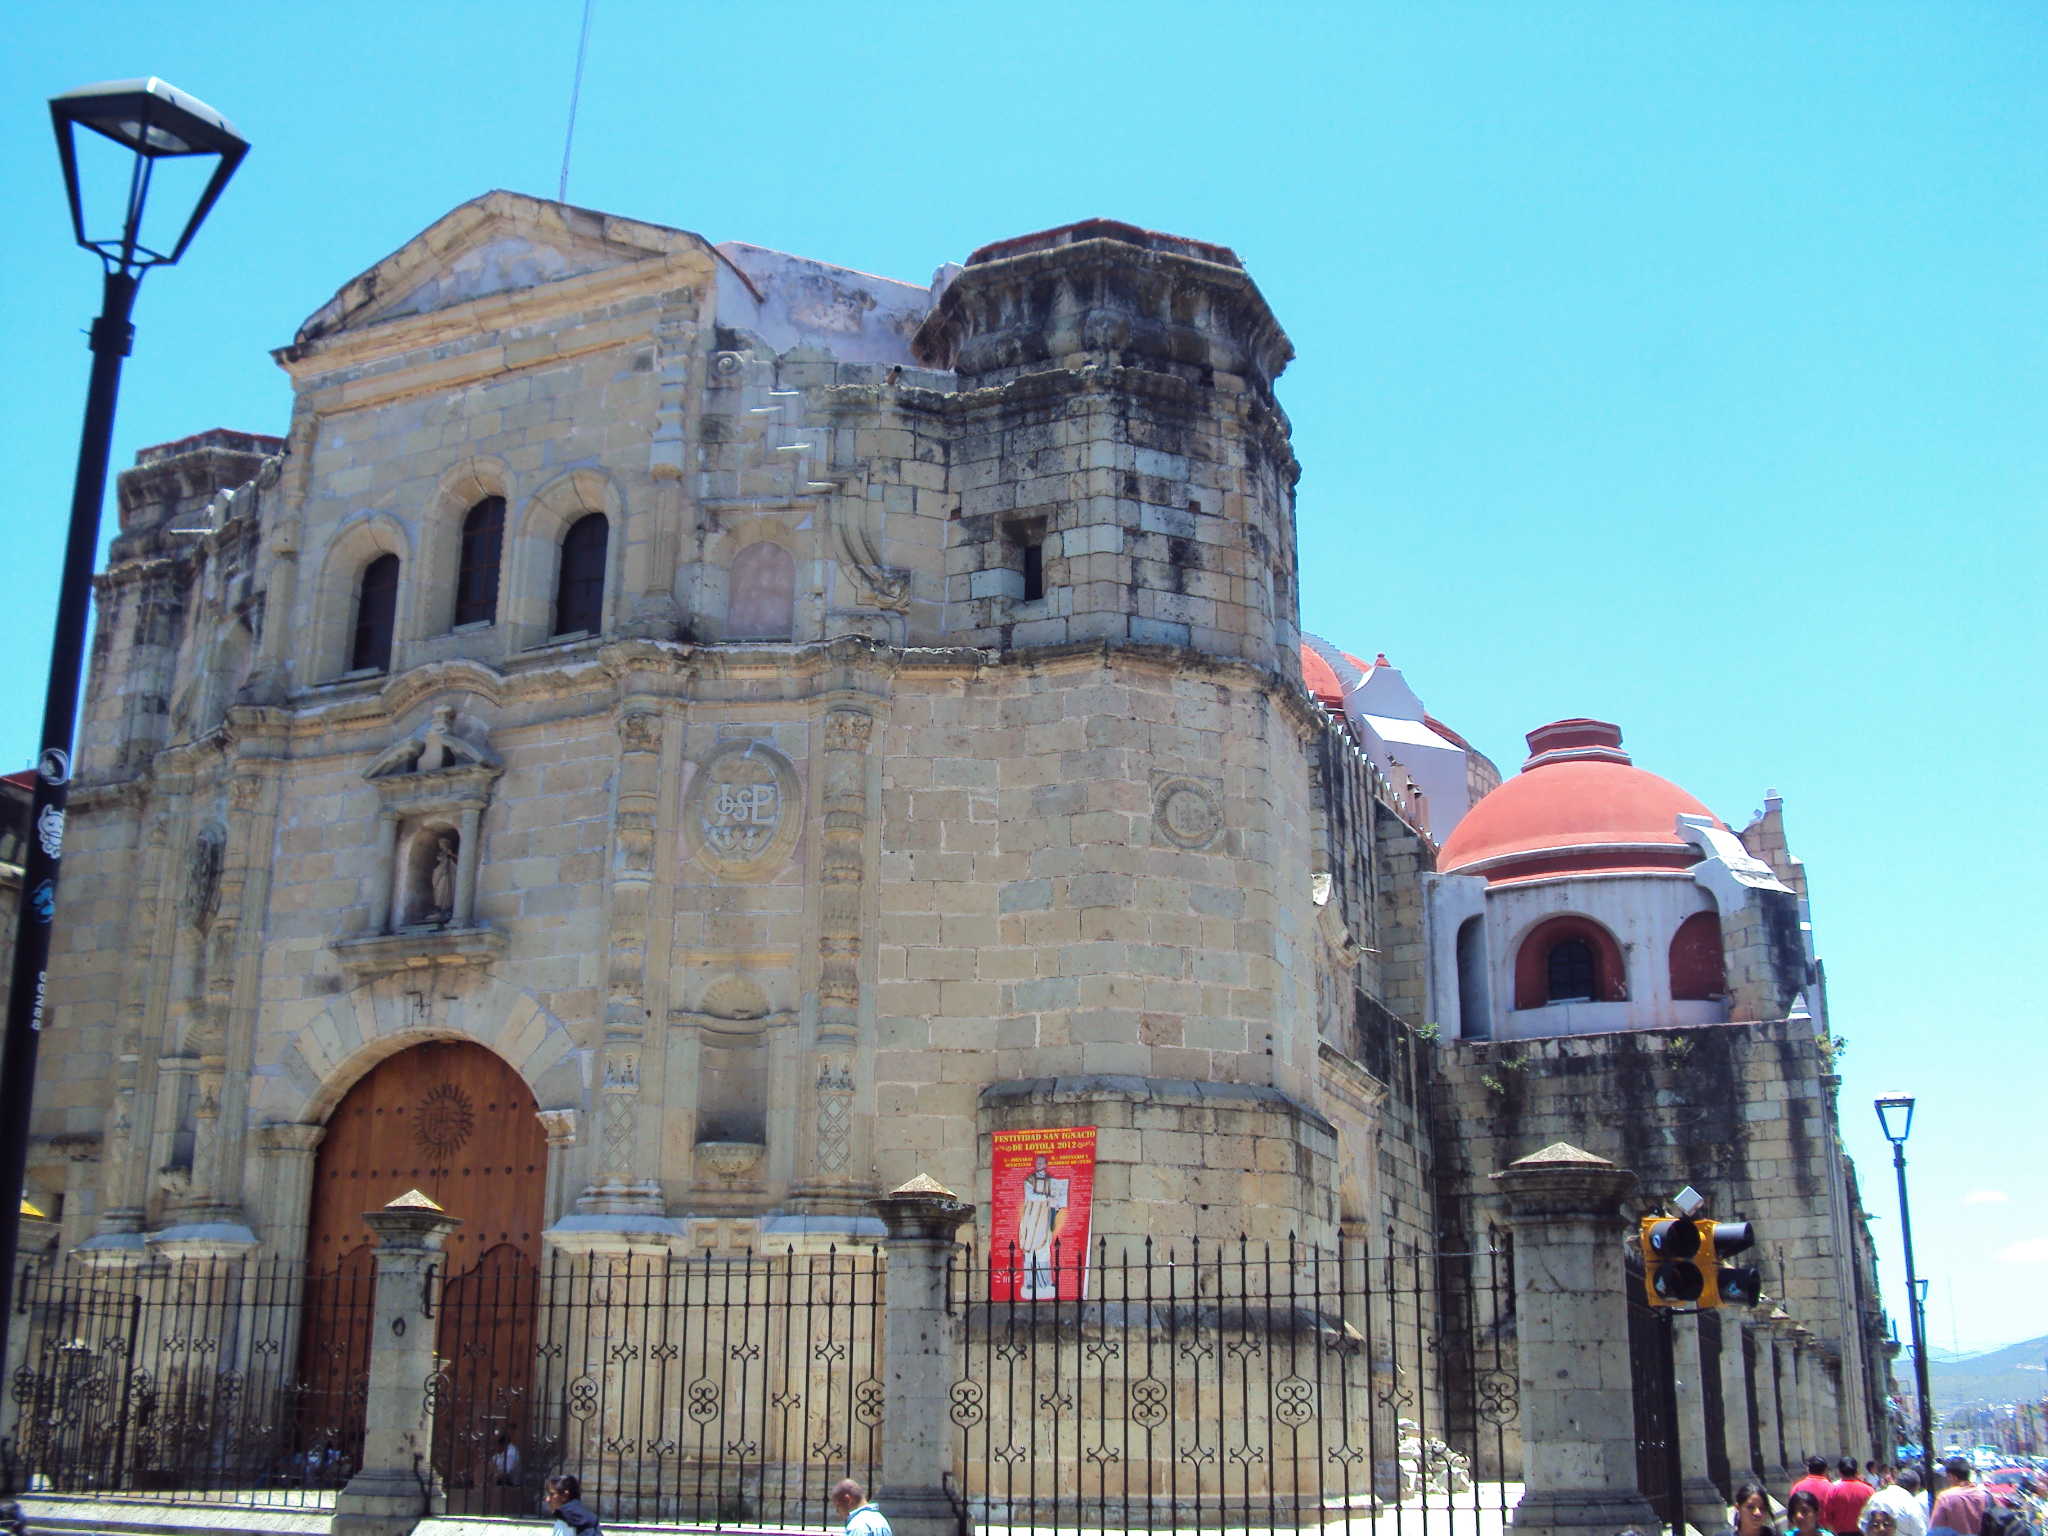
[431,1244,884,1528]
[945,1234,1520,1535]
[0,1254,372,1507]
[1626,1278,1681,1529]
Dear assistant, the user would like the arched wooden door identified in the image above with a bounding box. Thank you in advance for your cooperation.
[305,1040,547,1269]
[301,1041,548,1501]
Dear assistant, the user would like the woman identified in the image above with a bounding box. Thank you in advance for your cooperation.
[1790,1489,1828,1536]
[1869,1507,1902,1536]
[1724,1482,1781,1536]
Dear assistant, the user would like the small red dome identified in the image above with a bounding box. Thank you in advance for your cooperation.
[1437,719,1723,884]
[1299,642,1346,711]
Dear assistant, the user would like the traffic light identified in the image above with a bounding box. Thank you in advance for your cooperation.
[1701,1221,1762,1308]
[1640,1216,1705,1305]
[1640,1216,1764,1308]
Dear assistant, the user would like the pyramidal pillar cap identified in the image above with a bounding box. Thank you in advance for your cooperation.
[874,1171,975,1242]
[1491,1141,1638,1218]
[361,1187,462,1248]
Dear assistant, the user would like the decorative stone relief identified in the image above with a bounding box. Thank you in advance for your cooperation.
[814,1057,855,1177]
[817,709,873,1042]
[1151,771,1225,851]
[681,739,801,881]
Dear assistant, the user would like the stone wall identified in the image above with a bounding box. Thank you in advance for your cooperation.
[1433,1018,1883,1450]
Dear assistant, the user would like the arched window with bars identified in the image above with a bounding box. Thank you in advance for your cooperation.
[453,496,505,627]
[554,513,609,638]
[351,554,400,673]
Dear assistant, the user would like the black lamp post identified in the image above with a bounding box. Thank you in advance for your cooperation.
[1876,1092,1936,1495]
[0,79,246,1362]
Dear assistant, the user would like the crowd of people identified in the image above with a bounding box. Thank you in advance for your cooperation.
[1722,1455,2044,1536]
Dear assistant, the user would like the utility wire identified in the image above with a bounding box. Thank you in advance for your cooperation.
[558,0,596,204]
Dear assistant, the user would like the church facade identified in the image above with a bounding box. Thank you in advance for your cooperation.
[30,191,1892,1458]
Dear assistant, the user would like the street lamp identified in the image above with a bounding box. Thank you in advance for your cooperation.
[1877,1092,1936,1495]
[0,79,247,1360]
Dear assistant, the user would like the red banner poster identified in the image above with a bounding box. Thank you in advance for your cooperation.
[987,1126,1097,1301]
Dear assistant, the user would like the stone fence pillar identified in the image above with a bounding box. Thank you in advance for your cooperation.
[874,1174,975,1536]
[1675,1312,1729,1530]
[1491,1142,1658,1536]
[332,1190,461,1536]
[1723,1316,1764,1487]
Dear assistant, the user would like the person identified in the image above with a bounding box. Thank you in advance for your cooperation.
[832,1478,890,1536]
[546,1475,600,1536]
[1790,1490,1828,1536]
[1794,1458,1840,1511]
[1723,1482,1780,1536]
[1829,1458,1877,1536]
[1929,1459,1990,1536]
[489,1433,522,1486]
[1864,1467,1929,1536]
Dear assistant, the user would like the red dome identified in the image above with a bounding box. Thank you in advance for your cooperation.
[1300,642,1345,711]
[1436,720,1724,885]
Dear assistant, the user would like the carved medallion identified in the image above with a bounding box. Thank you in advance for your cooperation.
[413,1083,476,1157]
[682,740,802,881]
[1151,772,1225,851]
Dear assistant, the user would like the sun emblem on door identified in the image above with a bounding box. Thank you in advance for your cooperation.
[414,1083,476,1157]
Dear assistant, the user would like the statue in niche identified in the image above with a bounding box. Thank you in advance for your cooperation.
[429,835,458,922]
[183,825,226,931]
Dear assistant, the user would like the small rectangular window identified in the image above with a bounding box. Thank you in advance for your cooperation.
[1021,542,1044,603]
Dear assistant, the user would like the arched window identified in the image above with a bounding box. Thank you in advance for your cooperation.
[554,513,609,637]
[351,554,400,673]
[1669,910,1726,1001]
[1546,939,1596,1003]
[453,496,505,627]
[727,540,796,640]
[1512,914,1626,1009]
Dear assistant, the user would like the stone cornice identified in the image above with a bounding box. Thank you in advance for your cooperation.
[109,634,1322,773]
[913,234,1293,399]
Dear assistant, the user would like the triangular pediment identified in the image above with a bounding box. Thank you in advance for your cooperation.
[292,190,716,348]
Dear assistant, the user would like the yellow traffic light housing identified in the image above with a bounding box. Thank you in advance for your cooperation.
[1641,1216,1764,1308]
[1700,1220,1762,1308]
[1640,1216,1705,1305]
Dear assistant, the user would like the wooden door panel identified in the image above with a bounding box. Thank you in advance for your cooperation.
[306,1040,548,1274]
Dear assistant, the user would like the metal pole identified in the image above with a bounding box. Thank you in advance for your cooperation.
[1891,1143,1935,1496]
[0,265,140,1371]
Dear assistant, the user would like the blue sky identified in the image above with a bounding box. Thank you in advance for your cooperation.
[6,4,2043,1353]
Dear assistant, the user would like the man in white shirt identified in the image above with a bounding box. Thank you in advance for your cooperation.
[832,1478,891,1536]
[1864,1468,1929,1536]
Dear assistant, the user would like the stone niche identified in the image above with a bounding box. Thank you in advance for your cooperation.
[332,703,506,978]
[671,971,798,1198]
[978,1077,1339,1255]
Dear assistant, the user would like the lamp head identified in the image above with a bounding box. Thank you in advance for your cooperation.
[1875,1092,1915,1146]
[50,78,247,273]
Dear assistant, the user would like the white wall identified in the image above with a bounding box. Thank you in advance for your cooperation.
[1479,872,1729,1039]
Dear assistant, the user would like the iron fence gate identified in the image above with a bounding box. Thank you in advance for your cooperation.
[0,1255,372,1507]
[429,1245,884,1528]
[1627,1281,1681,1532]
[946,1235,1521,1535]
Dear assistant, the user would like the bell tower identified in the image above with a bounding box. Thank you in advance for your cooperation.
[914,219,1302,683]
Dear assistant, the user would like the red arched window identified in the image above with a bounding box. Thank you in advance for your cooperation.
[1513,915,1627,1010]
[1669,910,1726,1001]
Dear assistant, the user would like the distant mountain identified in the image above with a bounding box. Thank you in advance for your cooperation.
[1925,1336,2048,1410]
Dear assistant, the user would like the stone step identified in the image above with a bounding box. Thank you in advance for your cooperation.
[17,1497,332,1536]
